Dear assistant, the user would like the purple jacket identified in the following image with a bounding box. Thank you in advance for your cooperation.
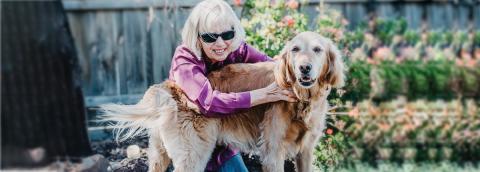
[168,42,271,170]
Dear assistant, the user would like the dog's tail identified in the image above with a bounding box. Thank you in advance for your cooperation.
[99,84,177,142]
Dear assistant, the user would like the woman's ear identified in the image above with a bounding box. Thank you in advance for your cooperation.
[274,47,295,88]
[322,40,345,88]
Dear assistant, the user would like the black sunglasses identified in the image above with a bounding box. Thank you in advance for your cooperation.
[199,28,235,43]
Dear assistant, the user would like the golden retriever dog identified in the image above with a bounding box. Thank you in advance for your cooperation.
[101,32,345,172]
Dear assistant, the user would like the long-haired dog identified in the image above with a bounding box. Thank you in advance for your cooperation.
[101,32,345,172]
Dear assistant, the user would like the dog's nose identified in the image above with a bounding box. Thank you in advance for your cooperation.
[299,64,312,74]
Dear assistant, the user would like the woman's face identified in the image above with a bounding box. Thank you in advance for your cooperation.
[199,25,234,63]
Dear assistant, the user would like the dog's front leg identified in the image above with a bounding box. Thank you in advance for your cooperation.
[262,155,285,172]
[296,132,323,172]
[296,117,326,172]
[260,140,285,172]
[295,145,315,172]
[259,105,289,172]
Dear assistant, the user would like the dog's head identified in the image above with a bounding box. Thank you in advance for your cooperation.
[274,32,345,101]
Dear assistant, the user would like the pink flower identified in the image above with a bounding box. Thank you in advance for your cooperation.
[403,123,415,132]
[400,46,418,60]
[373,47,394,61]
[474,48,480,59]
[466,59,476,68]
[378,123,391,132]
[460,50,472,60]
[234,0,242,6]
[286,0,299,9]
[282,16,295,27]
[366,58,378,65]
[326,128,333,135]
[342,18,349,26]
[455,59,464,66]
[348,107,359,118]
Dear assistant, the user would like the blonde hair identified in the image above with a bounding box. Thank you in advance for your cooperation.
[181,0,246,60]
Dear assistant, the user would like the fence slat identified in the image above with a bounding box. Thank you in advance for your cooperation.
[427,3,455,30]
[121,10,150,94]
[344,3,367,30]
[456,5,471,30]
[67,12,122,96]
[402,3,423,30]
[377,3,396,19]
[475,4,480,29]
[150,7,177,83]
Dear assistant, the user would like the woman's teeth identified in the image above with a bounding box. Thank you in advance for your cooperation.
[213,49,225,54]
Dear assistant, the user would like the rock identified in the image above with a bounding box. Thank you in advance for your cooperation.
[126,145,141,159]
[109,161,122,171]
[29,147,46,164]
[77,154,110,172]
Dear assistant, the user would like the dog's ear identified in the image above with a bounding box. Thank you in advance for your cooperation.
[320,40,345,88]
[274,47,295,88]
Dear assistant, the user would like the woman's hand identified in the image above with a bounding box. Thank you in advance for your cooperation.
[250,82,297,107]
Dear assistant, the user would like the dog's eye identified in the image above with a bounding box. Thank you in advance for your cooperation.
[292,46,300,53]
[313,47,322,53]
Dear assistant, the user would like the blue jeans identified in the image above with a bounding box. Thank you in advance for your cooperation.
[166,154,248,172]
[217,154,249,172]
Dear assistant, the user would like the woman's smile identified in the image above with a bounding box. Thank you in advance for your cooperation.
[213,48,226,55]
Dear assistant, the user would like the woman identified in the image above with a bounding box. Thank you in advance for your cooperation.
[168,0,297,171]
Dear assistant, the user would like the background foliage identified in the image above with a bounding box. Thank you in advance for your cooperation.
[241,0,480,170]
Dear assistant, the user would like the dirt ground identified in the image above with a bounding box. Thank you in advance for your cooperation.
[91,137,296,172]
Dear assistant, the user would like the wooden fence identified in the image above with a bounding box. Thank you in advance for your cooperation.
[62,0,480,107]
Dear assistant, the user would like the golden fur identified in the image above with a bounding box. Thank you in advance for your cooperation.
[101,32,345,172]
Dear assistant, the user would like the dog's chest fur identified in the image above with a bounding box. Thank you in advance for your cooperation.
[285,101,311,144]
[285,101,312,147]
[282,85,330,154]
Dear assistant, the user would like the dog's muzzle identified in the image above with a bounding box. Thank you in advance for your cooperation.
[298,63,316,87]
[298,75,316,87]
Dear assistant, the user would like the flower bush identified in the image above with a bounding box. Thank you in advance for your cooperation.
[343,60,480,101]
[241,0,307,57]
[342,98,480,162]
